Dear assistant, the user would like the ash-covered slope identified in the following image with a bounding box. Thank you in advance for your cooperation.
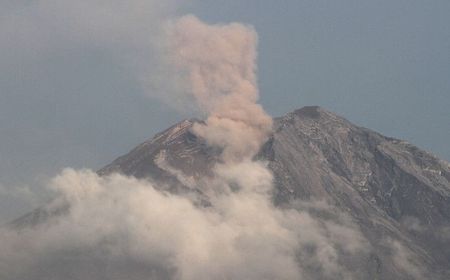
[97,106,450,279]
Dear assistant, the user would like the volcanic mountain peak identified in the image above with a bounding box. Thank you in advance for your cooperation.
[98,106,450,218]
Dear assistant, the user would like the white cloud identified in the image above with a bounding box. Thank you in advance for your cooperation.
[0,168,369,279]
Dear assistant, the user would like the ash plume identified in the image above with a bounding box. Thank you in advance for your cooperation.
[167,15,272,162]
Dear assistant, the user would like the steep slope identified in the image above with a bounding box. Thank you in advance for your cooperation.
[265,107,450,278]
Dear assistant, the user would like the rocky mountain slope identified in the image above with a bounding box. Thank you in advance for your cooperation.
[9,106,450,279]
[98,106,450,279]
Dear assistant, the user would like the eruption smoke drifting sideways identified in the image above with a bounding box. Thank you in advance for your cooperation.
[0,15,369,280]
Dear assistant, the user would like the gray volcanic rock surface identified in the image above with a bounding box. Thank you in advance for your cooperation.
[9,106,450,279]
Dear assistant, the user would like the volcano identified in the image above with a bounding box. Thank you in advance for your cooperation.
[9,106,450,279]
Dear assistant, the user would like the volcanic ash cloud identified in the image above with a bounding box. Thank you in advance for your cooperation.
[167,15,273,162]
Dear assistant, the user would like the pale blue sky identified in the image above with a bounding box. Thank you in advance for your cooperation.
[0,0,449,222]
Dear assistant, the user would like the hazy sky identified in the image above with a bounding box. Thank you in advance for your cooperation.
[0,0,449,223]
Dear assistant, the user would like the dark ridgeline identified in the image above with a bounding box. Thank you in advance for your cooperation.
[11,106,450,279]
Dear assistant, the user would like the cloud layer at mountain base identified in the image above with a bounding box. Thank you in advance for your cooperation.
[0,168,370,280]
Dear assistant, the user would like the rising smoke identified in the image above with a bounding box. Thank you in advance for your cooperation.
[166,15,272,162]
[0,8,370,280]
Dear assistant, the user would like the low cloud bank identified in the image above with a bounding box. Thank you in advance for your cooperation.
[0,168,369,280]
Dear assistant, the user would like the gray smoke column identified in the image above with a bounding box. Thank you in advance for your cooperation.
[167,15,272,162]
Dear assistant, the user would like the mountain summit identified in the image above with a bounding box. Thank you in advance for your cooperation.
[8,106,450,279]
